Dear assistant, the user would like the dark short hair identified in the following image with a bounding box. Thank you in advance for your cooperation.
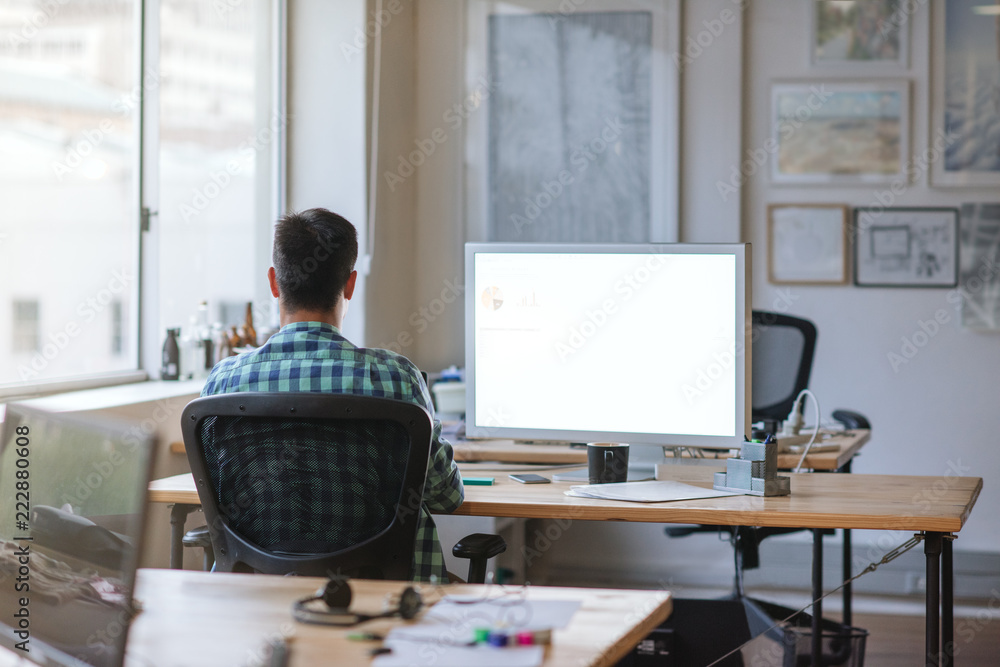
[272,208,358,312]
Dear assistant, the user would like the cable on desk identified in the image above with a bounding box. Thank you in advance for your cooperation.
[792,389,821,473]
[703,533,926,667]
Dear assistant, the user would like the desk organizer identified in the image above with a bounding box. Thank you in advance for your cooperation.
[713,440,791,496]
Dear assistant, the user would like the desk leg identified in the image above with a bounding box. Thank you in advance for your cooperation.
[942,536,954,667]
[169,503,197,570]
[843,528,852,629]
[839,460,854,630]
[925,532,942,667]
[812,528,823,667]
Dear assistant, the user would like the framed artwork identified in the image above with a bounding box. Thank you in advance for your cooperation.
[930,0,1000,187]
[464,0,680,243]
[768,204,848,285]
[810,0,908,70]
[854,207,959,287]
[771,80,910,185]
[956,203,1000,330]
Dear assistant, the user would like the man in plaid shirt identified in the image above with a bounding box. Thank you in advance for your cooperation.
[202,208,464,582]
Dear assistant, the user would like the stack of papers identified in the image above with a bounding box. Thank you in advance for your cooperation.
[374,598,581,667]
[565,480,741,503]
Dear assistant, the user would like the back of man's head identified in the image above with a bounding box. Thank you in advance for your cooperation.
[272,208,358,313]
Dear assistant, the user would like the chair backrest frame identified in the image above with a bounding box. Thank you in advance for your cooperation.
[751,311,817,424]
[181,392,432,579]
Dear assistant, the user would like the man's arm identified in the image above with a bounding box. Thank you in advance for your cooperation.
[410,369,464,513]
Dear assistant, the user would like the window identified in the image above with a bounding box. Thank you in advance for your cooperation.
[0,0,281,392]
[111,300,124,356]
[157,0,279,350]
[11,301,40,354]
[0,0,139,386]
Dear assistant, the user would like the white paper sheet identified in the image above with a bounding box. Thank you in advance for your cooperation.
[565,479,741,502]
[372,598,581,667]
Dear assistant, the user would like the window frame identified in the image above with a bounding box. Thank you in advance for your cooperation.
[0,0,286,401]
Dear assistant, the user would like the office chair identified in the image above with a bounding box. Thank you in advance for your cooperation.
[750,311,817,435]
[181,392,504,581]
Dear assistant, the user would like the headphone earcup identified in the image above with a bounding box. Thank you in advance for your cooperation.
[320,577,353,610]
[398,586,423,619]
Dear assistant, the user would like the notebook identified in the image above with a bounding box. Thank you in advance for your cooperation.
[0,404,156,667]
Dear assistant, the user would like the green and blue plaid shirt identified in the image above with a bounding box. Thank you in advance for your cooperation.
[201,321,464,582]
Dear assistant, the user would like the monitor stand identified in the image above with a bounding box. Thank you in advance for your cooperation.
[550,445,727,483]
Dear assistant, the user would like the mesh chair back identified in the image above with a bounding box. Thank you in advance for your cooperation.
[751,311,817,423]
[182,393,432,579]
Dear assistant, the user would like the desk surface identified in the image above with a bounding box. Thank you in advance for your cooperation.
[452,429,870,471]
[150,464,981,534]
[170,429,870,470]
[77,569,670,667]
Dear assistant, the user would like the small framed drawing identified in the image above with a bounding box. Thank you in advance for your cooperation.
[768,204,848,285]
[810,0,908,70]
[854,207,959,287]
[930,0,1000,186]
[771,80,910,185]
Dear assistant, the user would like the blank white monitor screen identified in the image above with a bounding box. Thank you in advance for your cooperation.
[465,243,750,449]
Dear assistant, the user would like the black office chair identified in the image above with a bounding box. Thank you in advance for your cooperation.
[750,311,817,436]
[181,392,504,581]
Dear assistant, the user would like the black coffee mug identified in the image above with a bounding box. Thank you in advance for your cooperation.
[587,442,629,484]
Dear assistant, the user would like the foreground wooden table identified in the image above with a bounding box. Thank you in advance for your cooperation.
[117,570,670,667]
[149,466,981,667]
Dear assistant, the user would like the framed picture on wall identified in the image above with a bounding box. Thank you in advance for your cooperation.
[930,0,1000,186]
[768,204,848,284]
[810,0,909,70]
[771,80,910,185]
[854,207,959,287]
[957,203,1000,329]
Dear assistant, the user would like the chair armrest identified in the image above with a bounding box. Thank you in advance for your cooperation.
[452,533,507,584]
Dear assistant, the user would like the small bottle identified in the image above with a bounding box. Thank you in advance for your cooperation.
[197,301,213,377]
[161,328,180,381]
[244,302,257,347]
[213,323,231,363]
[180,318,201,380]
[229,325,242,349]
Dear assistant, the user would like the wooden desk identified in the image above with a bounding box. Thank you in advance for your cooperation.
[149,467,980,667]
[171,429,870,470]
[451,429,870,471]
[108,569,671,666]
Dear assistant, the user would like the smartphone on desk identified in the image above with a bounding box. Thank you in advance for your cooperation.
[509,473,551,484]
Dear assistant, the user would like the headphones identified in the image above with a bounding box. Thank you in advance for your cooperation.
[292,577,424,626]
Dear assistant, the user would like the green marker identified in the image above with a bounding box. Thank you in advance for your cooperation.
[464,477,494,486]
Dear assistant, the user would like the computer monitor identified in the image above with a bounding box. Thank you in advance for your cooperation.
[0,404,156,667]
[465,243,751,465]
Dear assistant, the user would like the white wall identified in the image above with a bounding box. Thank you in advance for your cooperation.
[288,0,998,589]
[747,2,998,555]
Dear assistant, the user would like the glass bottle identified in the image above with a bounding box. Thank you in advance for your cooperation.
[161,328,180,380]
[244,302,257,347]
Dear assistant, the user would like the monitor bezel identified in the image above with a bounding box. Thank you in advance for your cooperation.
[464,242,751,449]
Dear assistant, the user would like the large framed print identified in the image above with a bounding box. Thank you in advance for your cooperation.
[810,0,908,70]
[854,207,959,287]
[771,80,910,185]
[931,0,1000,186]
[768,204,848,285]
